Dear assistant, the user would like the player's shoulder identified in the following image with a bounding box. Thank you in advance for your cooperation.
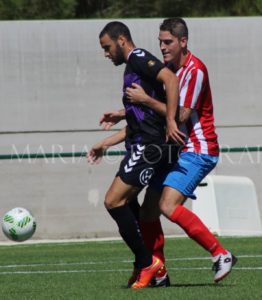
[128,48,164,74]
[190,53,208,73]
[132,48,147,57]
[130,48,158,61]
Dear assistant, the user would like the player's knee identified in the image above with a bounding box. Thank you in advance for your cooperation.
[159,188,186,217]
[104,190,126,210]
[159,198,170,216]
[159,196,181,218]
[104,191,115,209]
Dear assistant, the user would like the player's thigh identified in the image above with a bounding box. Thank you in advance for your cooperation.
[105,176,142,209]
[163,152,219,201]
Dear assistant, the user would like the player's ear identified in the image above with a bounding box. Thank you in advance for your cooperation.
[180,36,187,48]
[117,35,126,47]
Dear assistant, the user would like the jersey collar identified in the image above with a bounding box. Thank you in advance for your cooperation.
[127,48,137,60]
[168,51,192,72]
[181,50,192,68]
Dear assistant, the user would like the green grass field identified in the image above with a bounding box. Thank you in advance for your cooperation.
[0,236,261,300]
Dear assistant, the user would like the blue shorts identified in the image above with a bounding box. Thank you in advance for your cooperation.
[151,152,219,199]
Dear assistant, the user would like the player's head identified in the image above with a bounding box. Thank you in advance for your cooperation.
[159,18,188,63]
[99,21,133,66]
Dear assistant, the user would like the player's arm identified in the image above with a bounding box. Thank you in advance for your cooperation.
[99,109,126,130]
[179,107,192,123]
[87,127,127,164]
[126,83,166,116]
[178,67,204,123]
[156,68,185,145]
[126,82,193,124]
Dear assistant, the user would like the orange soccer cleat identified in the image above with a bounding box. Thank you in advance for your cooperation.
[150,265,171,287]
[131,256,164,289]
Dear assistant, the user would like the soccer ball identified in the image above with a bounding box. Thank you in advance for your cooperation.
[2,207,36,242]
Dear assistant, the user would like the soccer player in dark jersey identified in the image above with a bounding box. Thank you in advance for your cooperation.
[88,21,184,289]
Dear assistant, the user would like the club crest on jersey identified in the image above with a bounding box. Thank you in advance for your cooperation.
[133,49,145,57]
[148,60,156,67]
[139,168,154,185]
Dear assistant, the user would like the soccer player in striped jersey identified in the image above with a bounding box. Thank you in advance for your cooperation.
[126,17,237,284]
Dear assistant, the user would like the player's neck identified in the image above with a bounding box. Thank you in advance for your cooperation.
[124,42,136,61]
[173,49,189,71]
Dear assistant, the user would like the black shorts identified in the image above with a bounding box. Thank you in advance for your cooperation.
[116,143,178,188]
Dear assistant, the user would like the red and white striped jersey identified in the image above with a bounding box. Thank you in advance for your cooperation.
[174,51,219,155]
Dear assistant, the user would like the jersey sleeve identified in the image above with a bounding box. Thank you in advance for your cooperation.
[129,49,165,80]
[179,68,204,109]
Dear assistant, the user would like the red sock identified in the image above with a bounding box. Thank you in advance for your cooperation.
[170,205,227,256]
[139,219,165,263]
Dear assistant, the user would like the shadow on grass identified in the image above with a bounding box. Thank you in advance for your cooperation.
[169,283,235,288]
[121,283,235,289]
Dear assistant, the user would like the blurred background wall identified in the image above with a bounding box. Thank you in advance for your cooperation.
[0,18,261,240]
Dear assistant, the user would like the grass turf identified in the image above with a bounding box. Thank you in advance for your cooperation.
[0,236,261,300]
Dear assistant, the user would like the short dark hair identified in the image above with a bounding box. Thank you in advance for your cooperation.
[160,18,188,40]
[99,21,132,42]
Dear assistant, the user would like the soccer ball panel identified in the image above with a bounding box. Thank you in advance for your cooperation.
[2,207,36,242]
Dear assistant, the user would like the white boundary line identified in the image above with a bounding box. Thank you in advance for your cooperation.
[0,237,124,246]
[0,267,261,275]
[0,255,261,269]
[2,234,261,246]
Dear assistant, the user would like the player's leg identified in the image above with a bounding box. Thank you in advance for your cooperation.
[132,144,178,287]
[160,186,228,256]
[139,187,170,287]
[127,187,168,288]
[105,177,164,289]
[126,196,145,287]
[106,144,165,288]
[128,196,141,221]
[127,189,171,288]
[140,187,164,262]
[105,176,153,269]
[138,144,178,265]
[159,152,237,282]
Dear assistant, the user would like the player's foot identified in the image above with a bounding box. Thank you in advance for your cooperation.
[131,256,164,289]
[128,264,170,288]
[127,264,139,288]
[212,251,238,282]
[150,265,171,287]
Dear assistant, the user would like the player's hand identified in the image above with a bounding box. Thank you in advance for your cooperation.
[99,110,124,130]
[87,142,107,164]
[126,83,147,104]
[166,119,186,145]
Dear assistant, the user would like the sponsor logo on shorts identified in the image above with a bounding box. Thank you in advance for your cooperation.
[139,168,154,185]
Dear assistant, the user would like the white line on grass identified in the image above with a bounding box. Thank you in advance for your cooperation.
[167,254,262,261]
[0,266,262,275]
[1,235,262,246]
[0,254,261,269]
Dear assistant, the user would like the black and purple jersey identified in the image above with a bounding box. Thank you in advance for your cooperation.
[123,48,166,148]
